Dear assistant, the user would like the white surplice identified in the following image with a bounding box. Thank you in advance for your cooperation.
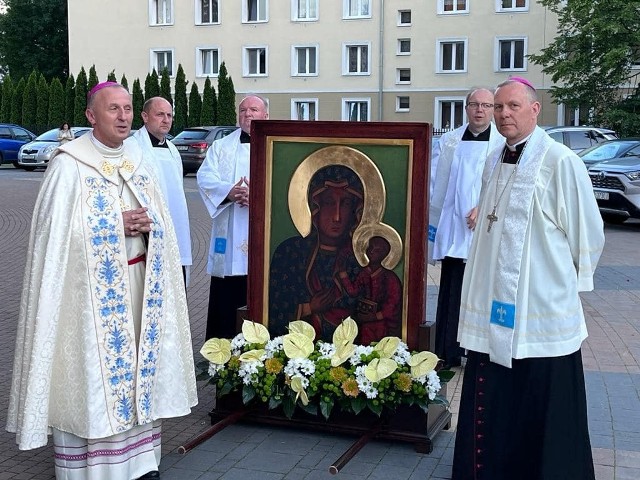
[7,133,198,461]
[197,128,250,277]
[457,126,605,367]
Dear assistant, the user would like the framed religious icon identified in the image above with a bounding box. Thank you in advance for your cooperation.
[248,120,431,351]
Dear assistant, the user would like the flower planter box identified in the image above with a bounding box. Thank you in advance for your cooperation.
[209,383,451,454]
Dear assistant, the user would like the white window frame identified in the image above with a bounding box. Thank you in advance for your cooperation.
[195,0,220,25]
[291,98,319,120]
[243,0,268,23]
[196,46,221,78]
[396,96,410,112]
[150,48,175,77]
[438,0,469,14]
[343,0,371,19]
[396,68,411,84]
[243,46,268,77]
[342,97,371,121]
[291,45,319,77]
[435,96,466,129]
[343,42,371,76]
[291,0,318,21]
[495,36,528,72]
[436,38,468,73]
[149,0,174,26]
[398,9,411,26]
[397,39,411,56]
[496,0,529,13]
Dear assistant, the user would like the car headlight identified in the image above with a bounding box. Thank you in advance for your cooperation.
[42,145,56,154]
[625,170,640,181]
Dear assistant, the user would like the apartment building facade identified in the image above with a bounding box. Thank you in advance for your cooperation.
[68,0,566,127]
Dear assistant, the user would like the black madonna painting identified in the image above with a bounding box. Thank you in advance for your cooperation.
[248,121,430,350]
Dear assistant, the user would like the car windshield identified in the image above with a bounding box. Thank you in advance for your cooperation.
[34,128,90,141]
[173,129,210,141]
[580,141,640,162]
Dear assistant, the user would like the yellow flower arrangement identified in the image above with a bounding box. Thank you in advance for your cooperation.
[198,318,454,419]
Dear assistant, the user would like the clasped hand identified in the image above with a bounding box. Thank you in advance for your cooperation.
[227,176,250,207]
[122,207,152,236]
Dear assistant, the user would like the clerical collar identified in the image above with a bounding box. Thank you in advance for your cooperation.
[502,142,526,164]
[461,125,491,142]
[240,131,251,144]
[148,130,168,148]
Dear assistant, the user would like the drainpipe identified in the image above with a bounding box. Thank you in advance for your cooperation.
[378,0,385,121]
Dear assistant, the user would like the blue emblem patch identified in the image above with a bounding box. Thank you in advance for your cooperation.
[214,237,227,254]
[490,300,515,329]
[428,225,437,243]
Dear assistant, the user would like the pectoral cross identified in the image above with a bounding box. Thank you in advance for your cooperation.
[487,207,498,232]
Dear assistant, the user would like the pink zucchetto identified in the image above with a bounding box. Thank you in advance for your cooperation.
[508,76,536,91]
[86,81,124,103]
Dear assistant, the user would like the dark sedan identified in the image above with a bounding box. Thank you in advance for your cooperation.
[578,138,640,167]
[172,126,238,175]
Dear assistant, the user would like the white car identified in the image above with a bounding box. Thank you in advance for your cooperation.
[18,127,92,171]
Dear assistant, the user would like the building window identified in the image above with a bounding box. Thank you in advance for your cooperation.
[398,10,411,26]
[244,47,268,76]
[439,0,468,14]
[292,98,318,120]
[196,0,219,24]
[496,0,528,12]
[343,98,370,121]
[292,46,318,76]
[149,0,173,25]
[151,49,174,76]
[292,0,318,21]
[244,0,268,23]
[343,43,370,75]
[396,96,410,112]
[196,47,220,77]
[396,68,411,84]
[397,39,411,55]
[344,0,371,19]
[436,97,465,129]
[437,39,467,73]
[496,37,527,71]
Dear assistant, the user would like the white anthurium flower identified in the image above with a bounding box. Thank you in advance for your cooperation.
[242,320,270,345]
[239,349,266,362]
[288,320,316,341]
[200,338,232,365]
[407,351,439,378]
[283,332,314,359]
[364,358,398,382]
[331,341,356,367]
[373,336,401,359]
[333,317,358,345]
[290,376,309,405]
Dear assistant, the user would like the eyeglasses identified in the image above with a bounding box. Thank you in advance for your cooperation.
[466,102,494,110]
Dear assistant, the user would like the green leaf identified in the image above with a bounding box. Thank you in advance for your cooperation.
[350,396,367,415]
[242,385,256,404]
[218,382,233,397]
[282,395,295,419]
[367,401,383,417]
[268,396,282,410]
[300,402,319,416]
[438,370,456,383]
[195,371,211,382]
[320,399,334,419]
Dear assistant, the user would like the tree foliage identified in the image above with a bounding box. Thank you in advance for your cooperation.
[88,65,99,93]
[10,77,25,126]
[107,71,117,82]
[173,64,188,133]
[120,74,129,91]
[132,79,144,130]
[0,0,68,80]
[530,0,640,132]
[64,75,75,124]
[217,62,236,126]
[160,68,173,105]
[36,74,50,133]
[1,76,13,123]
[48,77,65,128]
[188,82,202,127]
[144,69,160,101]
[74,67,89,127]
[200,77,215,126]
[22,71,38,133]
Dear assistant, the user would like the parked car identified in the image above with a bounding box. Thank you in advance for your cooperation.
[543,126,618,153]
[172,126,238,175]
[18,127,92,171]
[578,138,640,167]
[0,123,36,167]
[588,157,640,224]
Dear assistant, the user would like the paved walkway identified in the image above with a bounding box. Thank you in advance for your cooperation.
[0,166,639,479]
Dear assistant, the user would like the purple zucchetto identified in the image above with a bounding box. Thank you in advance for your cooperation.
[86,81,124,103]
[508,76,536,91]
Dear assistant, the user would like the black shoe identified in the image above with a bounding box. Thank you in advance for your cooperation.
[138,471,160,479]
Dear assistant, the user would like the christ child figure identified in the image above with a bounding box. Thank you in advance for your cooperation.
[337,235,402,345]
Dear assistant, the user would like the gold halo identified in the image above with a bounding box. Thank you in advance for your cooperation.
[288,145,385,237]
[352,223,403,270]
